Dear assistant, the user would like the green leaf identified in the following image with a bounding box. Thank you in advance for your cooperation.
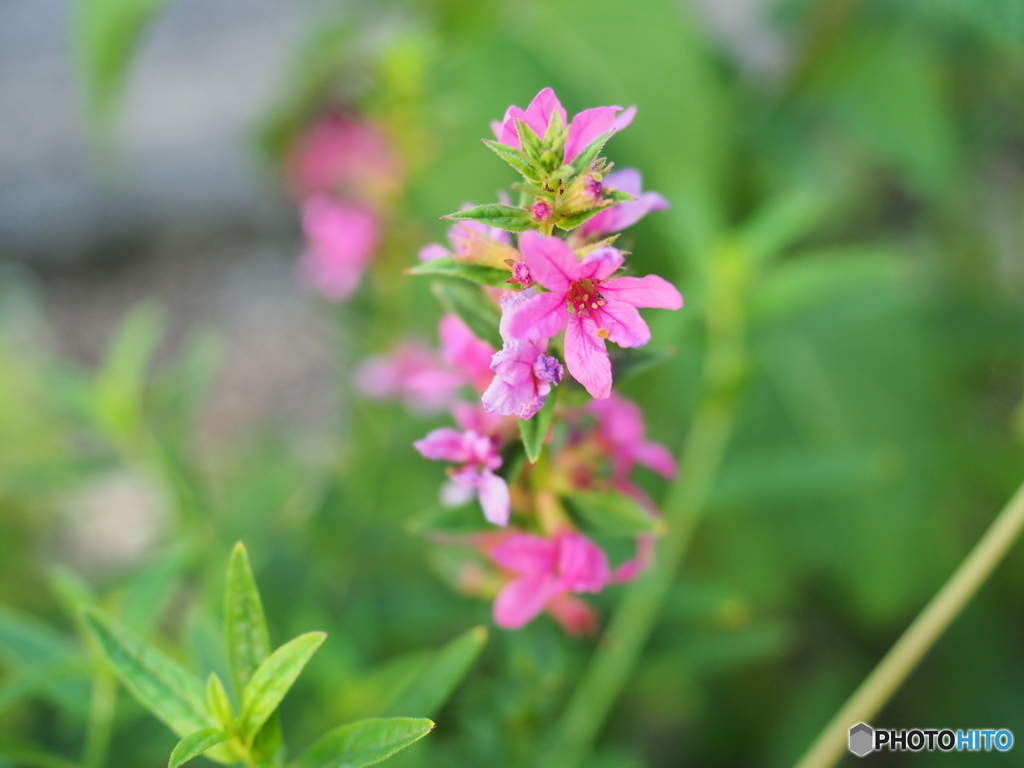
[224,542,271,698]
[239,632,326,743]
[120,545,188,634]
[429,280,502,349]
[296,718,434,768]
[81,609,211,737]
[205,673,234,729]
[442,204,535,234]
[92,302,165,441]
[407,257,512,288]
[482,140,542,181]
[168,727,230,768]
[385,627,487,718]
[518,387,558,463]
[555,203,615,231]
[564,491,665,537]
[567,130,613,174]
[72,0,174,126]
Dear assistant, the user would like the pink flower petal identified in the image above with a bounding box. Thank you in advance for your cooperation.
[596,300,651,348]
[478,470,510,526]
[439,314,495,391]
[610,534,655,583]
[523,87,567,138]
[556,532,609,593]
[564,315,612,399]
[545,593,598,635]
[564,107,619,163]
[579,247,625,280]
[632,440,677,479]
[492,533,558,573]
[601,275,683,310]
[507,291,568,343]
[499,106,528,148]
[588,392,645,443]
[604,168,643,197]
[613,105,636,132]
[519,231,580,290]
[493,573,558,629]
[418,243,450,261]
[414,428,471,462]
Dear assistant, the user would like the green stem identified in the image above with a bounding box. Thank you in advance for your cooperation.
[539,247,748,768]
[794,478,1024,768]
[82,669,116,768]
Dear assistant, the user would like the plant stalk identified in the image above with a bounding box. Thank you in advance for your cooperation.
[539,246,748,768]
[794,478,1024,768]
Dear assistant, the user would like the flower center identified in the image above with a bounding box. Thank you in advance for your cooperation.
[566,279,609,338]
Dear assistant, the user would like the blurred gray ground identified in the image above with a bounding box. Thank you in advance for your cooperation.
[0,0,776,443]
[0,0,341,444]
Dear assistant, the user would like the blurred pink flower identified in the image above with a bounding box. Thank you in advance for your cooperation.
[482,291,563,419]
[490,531,609,629]
[297,195,379,301]
[415,428,509,526]
[580,168,669,238]
[356,342,464,415]
[439,314,496,393]
[286,113,402,203]
[588,392,677,490]
[507,232,683,399]
[493,88,636,164]
[357,314,496,413]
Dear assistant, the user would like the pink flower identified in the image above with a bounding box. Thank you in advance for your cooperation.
[507,261,533,288]
[493,88,636,164]
[419,203,515,267]
[356,342,464,414]
[414,428,510,526]
[588,392,677,490]
[286,113,402,203]
[490,531,610,629]
[580,169,669,238]
[297,195,379,301]
[507,232,683,399]
[483,291,564,419]
[357,315,496,413]
[439,314,496,393]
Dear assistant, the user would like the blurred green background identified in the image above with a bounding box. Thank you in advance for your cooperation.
[2,0,1024,766]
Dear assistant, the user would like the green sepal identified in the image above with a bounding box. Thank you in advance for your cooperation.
[555,203,616,232]
[514,118,545,159]
[430,280,502,349]
[80,608,212,738]
[168,728,230,768]
[567,130,614,175]
[205,673,234,729]
[563,491,666,537]
[482,140,541,181]
[604,188,636,203]
[385,627,488,718]
[239,632,326,744]
[295,718,434,768]
[407,257,512,288]
[518,386,559,463]
[442,204,535,234]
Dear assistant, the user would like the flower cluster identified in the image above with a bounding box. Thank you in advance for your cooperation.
[359,88,682,632]
[287,110,403,301]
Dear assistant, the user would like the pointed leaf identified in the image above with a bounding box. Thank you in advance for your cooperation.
[482,140,541,181]
[429,280,502,349]
[564,491,665,537]
[442,204,535,234]
[518,386,558,463]
[224,542,271,698]
[205,673,233,729]
[168,728,230,768]
[385,627,487,718]
[296,718,434,768]
[240,632,326,742]
[555,203,615,232]
[81,609,211,737]
[407,257,512,288]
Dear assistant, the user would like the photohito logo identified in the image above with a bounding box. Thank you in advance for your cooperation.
[848,723,1013,757]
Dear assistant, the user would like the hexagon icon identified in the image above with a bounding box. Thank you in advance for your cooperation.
[848,723,874,757]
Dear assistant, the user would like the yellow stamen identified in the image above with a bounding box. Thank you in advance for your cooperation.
[597,328,609,339]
